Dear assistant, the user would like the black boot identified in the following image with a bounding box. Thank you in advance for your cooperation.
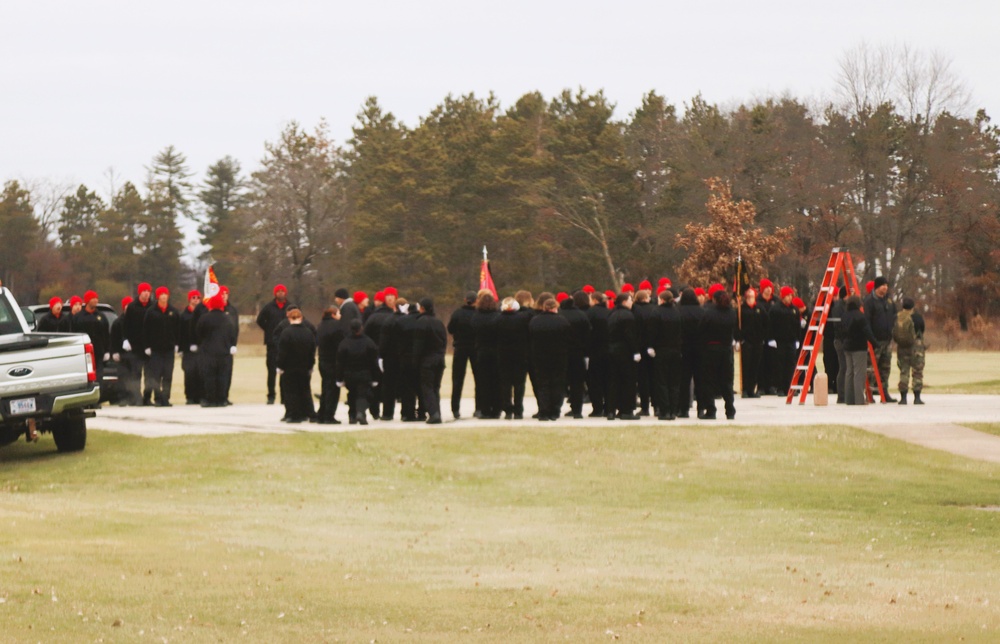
[914,391,924,405]
[898,391,907,405]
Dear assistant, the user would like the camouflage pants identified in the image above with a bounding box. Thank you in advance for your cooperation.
[867,340,892,396]
[897,341,925,393]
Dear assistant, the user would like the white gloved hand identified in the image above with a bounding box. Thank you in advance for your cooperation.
[371,381,378,387]
[230,346,238,355]
[800,318,807,328]
[144,348,152,356]
[584,357,590,370]
[112,353,120,362]
[336,381,344,388]
[378,358,384,372]
[733,341,740,352]
[795,341,801,350]
[174,345,179,354]
[767,340,777,348]
[122,339,132,352]
[276,368,284,375]
[398,303,409,314]
[647,348,656,358]
[190,345,198,353]
[633,353,641,363]
[102,353,110,362]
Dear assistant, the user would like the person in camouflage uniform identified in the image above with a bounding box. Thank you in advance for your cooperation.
[895,297,926,405]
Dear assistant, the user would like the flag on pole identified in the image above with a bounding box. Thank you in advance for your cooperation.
[732,255,751,296]
[204,264,221,299]
[479,246,498,299]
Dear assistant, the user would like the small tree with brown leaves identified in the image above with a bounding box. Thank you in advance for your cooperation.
[675,178,792,286]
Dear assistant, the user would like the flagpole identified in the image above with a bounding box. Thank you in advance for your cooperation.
[736,251,744,396]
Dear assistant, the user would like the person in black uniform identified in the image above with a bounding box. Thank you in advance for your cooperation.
[648,288,683,420]
[413,297,447,424]
[142,287,179,406]
[529,296,571,421]
[276,307,316,423]
[219,286,240,405]
[196,294,236,407]
[607,292,641,421]
[828,286,849,403]
[394,300,423,421]
[560,292,591,418]
[316,305,346,424]
[864,276,898,401]
[757,279,778,394]
[110,296,132,405]
[363,288,393,419]
[37,296,72,332]
[840,295,877,405]
[74,290,111,382]
[677,288,705,418]
[769,286,800,396]
[334,288,361,327]
[336,319,379,425]
[737,287,767,398]
[632,282,657,416]
[447,291,478,419]
[255,283,289,404]
[699,290,738,419]
[586,290,611,417]
[471,292,501,419]
[179,290,203,405]
[122,282,154,405]
[376,286,400,420]
[495,296,531,419]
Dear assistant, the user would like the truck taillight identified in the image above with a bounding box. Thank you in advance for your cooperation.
[84,343,97,382]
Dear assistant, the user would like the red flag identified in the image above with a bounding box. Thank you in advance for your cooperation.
[204,264,220,299]
[479,246,498,299]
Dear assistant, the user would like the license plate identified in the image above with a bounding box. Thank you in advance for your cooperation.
[10,397,36,415]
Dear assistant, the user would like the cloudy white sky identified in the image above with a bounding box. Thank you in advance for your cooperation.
[2,0,996,195]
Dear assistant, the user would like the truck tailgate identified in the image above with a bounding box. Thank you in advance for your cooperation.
[0,335,89,397]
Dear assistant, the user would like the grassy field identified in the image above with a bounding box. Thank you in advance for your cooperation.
[1,351,999,641]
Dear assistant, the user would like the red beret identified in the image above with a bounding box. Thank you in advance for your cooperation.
[604,290,616,299]
[353,291,367,305]
[708,283,724,296]
[83,290,98,303]
[866,280,875,294]
[155,287,169,299]
[792,297,806,308]
[744,287,757,297]
[780,286,794,298]
[137,282,152,294]
[556,292,569,303]
[582,284,595,294]
[759,279,774,291]
[622,283,635,293]
[48,296,62,309]
[658,277,670,286]
[694,288,706,297]
[374,291,385,302]
[383,286,398,297]
[207,294,226,311]
[120,296,133,310]
[656,285,667,295]
[638,280,652,291]
[274,284,287,295]
[188,290,202,300]
[69,295,83,306]
[220,285,230,295]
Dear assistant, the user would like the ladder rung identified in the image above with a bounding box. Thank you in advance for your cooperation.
[803,345,814,350]
[796,365,808,370]
[808,326,819,331]
[790,385,803,390]
[814,306,825,311]
[826,267,835,271]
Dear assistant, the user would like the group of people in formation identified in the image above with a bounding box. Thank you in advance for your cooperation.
[36,284,241,408]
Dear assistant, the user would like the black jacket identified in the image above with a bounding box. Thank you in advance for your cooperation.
[737,303,768,345]
[123,298,153,351]
[607,307,639,358]
[256,299,289,346]
[143,304,180,352]
[413,313,448,365]
[179,305,198,352]
[336,333,379,383]
[37,312,72,333]
[529,310,571,367]
[559,300,591,358]
[769,301,800,344]
[74,307,110,358]
[700,305,738,348]
[364,305,393,352]
[495,309,531,365]
[678,303,705,356]
[586,304,610,357]
[316,316,348,370]
[842,309,877,352]
[196,310,236,356]
[447,304,477,351]
[650,303,683,353]
[472,310,500,356]
[277,324,316,373]
[864,293,897,341]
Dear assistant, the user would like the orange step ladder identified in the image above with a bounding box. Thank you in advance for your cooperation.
[786,248,886,405]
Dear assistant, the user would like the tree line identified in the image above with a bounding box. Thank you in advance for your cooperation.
[3,45,997,326]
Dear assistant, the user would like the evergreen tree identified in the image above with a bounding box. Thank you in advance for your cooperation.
[0,181,43,296]
[198,156,246,254]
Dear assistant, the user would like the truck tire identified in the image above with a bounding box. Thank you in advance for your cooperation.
[52,417,87,452]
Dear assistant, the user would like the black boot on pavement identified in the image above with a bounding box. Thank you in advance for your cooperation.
[899,391,908,405]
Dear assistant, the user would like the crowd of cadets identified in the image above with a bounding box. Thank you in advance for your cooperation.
[35,272,925,424]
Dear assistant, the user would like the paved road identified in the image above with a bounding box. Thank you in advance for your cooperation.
[91,394,1000,463]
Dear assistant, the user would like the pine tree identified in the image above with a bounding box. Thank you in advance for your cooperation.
[0,181,43,295]
[198,156,246,254]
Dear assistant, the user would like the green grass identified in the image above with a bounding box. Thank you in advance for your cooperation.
[4,424,1000,641]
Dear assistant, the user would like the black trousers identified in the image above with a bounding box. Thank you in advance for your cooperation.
[566,353,587,415]
[182,352,202,403]
[346,376,373,422]
[702,346,736,417]
[399,358,419,419]
[740,341,763,396]
[419,357,444,420]
[281,369,314,421]
[318,364,341,421]
[637,353,654,413]
[774,341,797,395]
[200,354,228,405]
[475,350,501,418]
[532,363,567,419]
[586,353,609,415]
[652,349,682,416]
[679,348,703,413]
[265,343,278,400]
[451,346,475,415]
[498,357,527,416]
[147,350,174,404]
[760,342,777,392]
[607,354,637,417]
[380,358,399,419]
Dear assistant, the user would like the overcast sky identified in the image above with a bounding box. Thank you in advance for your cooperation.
[2,0,996,196]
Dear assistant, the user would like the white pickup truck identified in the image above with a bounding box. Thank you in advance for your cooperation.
[0,287,100,451]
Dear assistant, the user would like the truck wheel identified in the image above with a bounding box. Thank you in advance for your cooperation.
[52,417,87,452]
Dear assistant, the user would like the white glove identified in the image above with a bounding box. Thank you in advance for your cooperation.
[190,345,198,353]
[336,381,344,388]
[795,341,801,350]
[378,358,384,372]
[122,339,132,352]
[767,340,777,348]
[276,368,284,375]
[144,348,152,356]
[733,341,740,352]
[633,353,641,363]
[102,353,110,362]
[174,345,179,354]
[371,381,378,387]
[112,353,120,362]
[646,348,656,358]
[584,357,589,370]
[800,318,807,328]
[230,346,238,355]
[398,303,409,314]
